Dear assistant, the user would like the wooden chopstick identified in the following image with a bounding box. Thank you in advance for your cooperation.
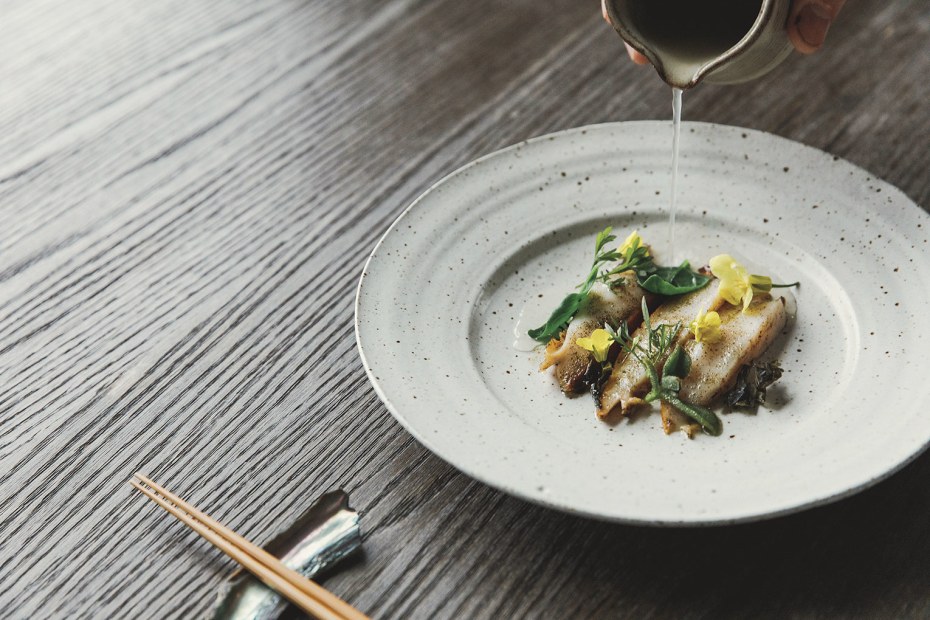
[133,474,366,620]
[130,475,368,620]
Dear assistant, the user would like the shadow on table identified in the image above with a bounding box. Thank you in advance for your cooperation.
[515,448,930,617]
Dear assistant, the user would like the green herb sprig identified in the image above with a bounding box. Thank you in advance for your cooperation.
[527,227,651,342]
[528,227,711,343]
[613,298,723,436]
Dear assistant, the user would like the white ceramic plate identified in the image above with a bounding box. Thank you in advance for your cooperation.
[355,121,930,525]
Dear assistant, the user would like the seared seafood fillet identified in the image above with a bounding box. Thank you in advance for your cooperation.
[661,401,700,438]
[596,282,722,418]
[540,273,646,394]
[678,295,787,406]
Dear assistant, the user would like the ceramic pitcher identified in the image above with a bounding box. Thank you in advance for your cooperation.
[604,0,794,88]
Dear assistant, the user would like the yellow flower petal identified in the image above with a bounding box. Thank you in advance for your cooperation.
[576,328,614,362]
[576,337,594,351]
[708,254,742,282]
[690,309,722,344]
[618,230,649,256]
[710,254,753,311]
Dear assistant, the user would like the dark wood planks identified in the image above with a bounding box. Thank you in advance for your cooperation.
[0,0,928,617]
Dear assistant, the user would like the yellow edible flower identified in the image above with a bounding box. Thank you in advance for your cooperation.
[576,328,615,363]
[689,309,722,344]
[618,230,649,256]
[709,254,772,311]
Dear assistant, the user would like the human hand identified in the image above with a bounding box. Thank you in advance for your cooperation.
[601,0,848,63]
[786,0,847,53]
[601,0,649,65]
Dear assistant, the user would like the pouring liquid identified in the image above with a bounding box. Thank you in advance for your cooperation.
[668,87,682,264]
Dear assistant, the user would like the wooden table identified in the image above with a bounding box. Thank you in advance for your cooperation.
[2,1,928,617]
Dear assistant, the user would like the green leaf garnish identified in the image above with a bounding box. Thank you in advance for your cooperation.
[662,343,691,379]
[639,261,711,295]
[661,375,682,392]
[528,227,644,343]
[665,395,723,436]
[528,228,710,343]
[526,292,588,342]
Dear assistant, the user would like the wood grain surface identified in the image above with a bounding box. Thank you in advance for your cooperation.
[1,0,928,618]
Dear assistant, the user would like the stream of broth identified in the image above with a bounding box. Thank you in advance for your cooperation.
[668,87,683,263]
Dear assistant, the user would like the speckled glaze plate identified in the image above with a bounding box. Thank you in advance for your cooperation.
[355,121,930,525]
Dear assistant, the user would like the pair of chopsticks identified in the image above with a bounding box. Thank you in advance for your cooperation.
[130,474,368,620]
